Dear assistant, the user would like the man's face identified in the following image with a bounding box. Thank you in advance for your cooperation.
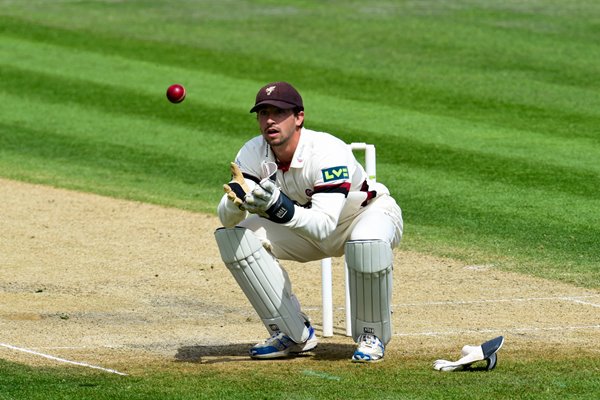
[257,106,304,147]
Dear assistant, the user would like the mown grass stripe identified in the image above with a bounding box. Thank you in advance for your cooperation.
[0,122,211,187]
[2,53,598,179]
[322,124,600,199]
[3,58,597,201]
[0,65,249,139]
[2,14,600,144]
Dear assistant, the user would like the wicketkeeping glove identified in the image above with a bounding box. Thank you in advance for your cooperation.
[244,179,295,223]
[223,162,250,210]
[433,336,504,372]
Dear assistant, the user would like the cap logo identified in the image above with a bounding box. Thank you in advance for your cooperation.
[265,85,276,96]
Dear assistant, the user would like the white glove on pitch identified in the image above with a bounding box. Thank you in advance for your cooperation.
[433,336,504,372]
[433,345,484,371]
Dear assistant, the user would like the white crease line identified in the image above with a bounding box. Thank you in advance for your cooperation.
[0,343,128,376]
[569,299,600,308]
[394,295,600,307]
[25,346,90,350]
[304,295,600,311]
[394,325,600,337]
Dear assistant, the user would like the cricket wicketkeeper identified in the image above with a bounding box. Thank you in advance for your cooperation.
[214,81,403,362]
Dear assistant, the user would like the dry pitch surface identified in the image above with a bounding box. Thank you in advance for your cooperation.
[1,178,598,375]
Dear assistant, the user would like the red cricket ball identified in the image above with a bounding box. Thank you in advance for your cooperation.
[166,84,186,103]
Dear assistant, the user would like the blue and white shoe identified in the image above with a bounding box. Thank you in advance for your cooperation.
[250,325,318,359]
[352,334,385,363]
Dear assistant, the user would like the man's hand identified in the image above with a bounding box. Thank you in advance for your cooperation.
[223,162,250,209]
[244,179,278,214]
[245,180,295,223]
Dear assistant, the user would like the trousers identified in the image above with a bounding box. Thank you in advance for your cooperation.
[238,194,403,263]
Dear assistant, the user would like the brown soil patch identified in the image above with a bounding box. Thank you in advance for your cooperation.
[1,178,598,374]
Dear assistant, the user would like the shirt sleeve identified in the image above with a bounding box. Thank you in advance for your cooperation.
[282,145,356,241]
[217,193,247,227]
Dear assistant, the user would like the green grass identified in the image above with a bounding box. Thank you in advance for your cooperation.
[1,0,599,398]
[1,355,599,400]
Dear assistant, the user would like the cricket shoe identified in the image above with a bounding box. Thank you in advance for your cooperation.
[352,334,385,363]
[250,325,318,359]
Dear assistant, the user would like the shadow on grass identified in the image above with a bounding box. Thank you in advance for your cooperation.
[175,342,356,364]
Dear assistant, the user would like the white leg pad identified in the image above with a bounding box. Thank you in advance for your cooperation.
[214,227,309,343]
[345,240,393,344]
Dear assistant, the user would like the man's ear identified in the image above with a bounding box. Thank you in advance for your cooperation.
[295,110,305,128]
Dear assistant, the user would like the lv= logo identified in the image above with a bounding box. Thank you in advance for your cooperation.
[322,166,349,182]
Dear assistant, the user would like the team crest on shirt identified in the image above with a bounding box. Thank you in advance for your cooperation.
[321,166,349,182]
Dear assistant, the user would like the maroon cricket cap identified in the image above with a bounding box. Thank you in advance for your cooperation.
[249,82,304,113]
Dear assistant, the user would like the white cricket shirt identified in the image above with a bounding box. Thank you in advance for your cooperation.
[218,128,389,241]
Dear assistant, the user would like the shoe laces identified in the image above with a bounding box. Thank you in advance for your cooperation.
[264,331,293,346]
[358,334,382,349]
[264,326,313,347]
